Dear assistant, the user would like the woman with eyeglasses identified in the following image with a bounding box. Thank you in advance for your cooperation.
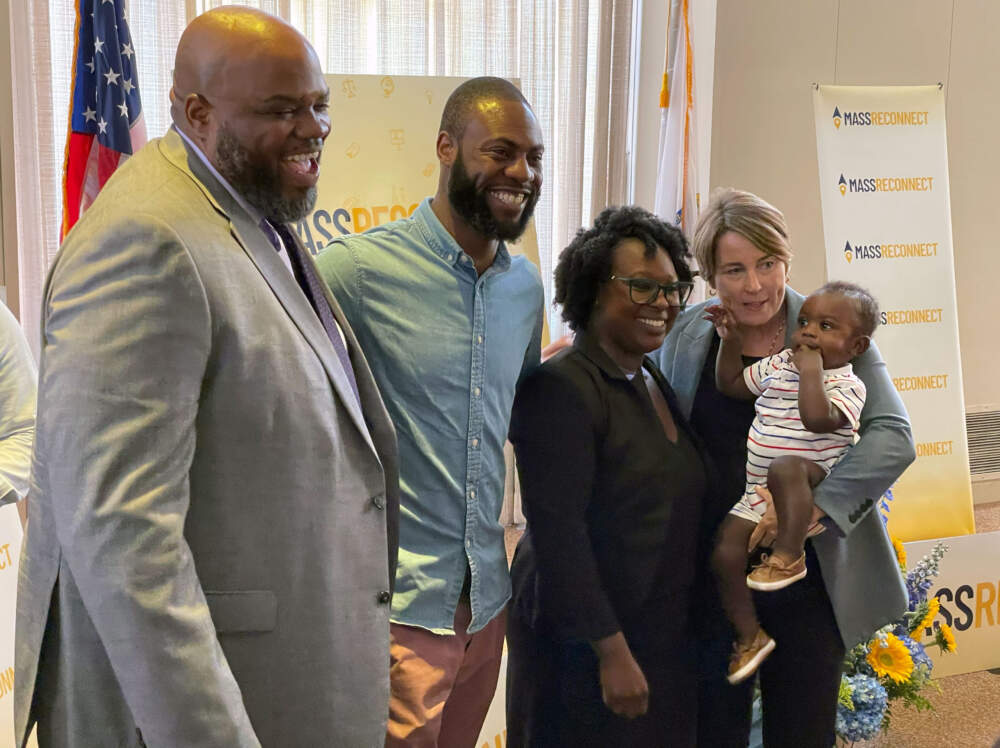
[657,189,914,747]
[505,206,704,746]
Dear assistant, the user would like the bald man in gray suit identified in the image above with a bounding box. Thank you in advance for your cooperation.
[15,8,398,747]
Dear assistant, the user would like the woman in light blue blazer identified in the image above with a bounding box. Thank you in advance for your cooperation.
[657,189,915,747]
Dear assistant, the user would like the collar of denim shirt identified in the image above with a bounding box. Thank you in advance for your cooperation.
[413,198,514,276]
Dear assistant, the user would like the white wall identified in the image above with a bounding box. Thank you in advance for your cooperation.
[708,0,1000,505]
[709,0,999,414]
[632,0,1000,501]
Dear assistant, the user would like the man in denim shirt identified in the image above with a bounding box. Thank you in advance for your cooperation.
[317,77,544,746]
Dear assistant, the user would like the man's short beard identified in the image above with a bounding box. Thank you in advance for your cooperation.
[447,150,537,242]
[214,126,317,224]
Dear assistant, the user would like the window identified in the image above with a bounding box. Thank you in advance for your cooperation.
[12,0,634,346]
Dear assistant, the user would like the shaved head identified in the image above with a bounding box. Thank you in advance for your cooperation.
[170,7,330,223]
[171,7,312,130]
[438,77,531,140]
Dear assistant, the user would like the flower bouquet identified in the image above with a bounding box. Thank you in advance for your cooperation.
[835,539,957,744]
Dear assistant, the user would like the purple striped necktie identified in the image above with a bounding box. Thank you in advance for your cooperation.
[265,220,361,406]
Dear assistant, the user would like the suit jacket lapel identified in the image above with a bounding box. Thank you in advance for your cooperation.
[277,227,376,452]
[783,286,805,346]
[673,302,717,418]
[159,130,376,453]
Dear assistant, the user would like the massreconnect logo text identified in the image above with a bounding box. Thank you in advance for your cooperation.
[880,308,944,326]
[842,240,939,263]
[893,373,949,394]
[838,173,934,195]
[832,106,929,129]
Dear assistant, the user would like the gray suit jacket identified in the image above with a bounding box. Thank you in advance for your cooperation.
[657,287,915,647]
[16,129,400,747]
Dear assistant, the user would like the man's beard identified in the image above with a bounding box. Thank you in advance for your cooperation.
[447,150,538,242]
[214,127,319,223]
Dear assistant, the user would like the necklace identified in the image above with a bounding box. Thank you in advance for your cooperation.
[768,313,786,355]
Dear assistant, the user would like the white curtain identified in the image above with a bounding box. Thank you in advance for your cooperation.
[11,0,635,350]
[10,0,187,354]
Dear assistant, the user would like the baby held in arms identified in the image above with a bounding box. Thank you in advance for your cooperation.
[707,281,879,685]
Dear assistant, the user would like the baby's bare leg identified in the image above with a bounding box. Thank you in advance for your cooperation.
[712,515,762,647]
[766,455,826,564]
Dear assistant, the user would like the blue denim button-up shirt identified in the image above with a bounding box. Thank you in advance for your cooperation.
[316,198,543,633]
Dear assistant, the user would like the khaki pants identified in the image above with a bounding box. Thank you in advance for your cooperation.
[386,602,507,748]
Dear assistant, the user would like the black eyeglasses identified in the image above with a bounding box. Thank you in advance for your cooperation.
[609,276,694,309]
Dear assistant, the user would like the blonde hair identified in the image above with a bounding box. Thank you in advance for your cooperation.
[692,188,792,283]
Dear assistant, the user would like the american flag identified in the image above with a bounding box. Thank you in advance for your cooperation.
[62,0,146,238]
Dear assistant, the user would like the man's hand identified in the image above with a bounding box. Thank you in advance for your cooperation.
[592,632,649,719]
[704,304,744,345]
[747,485,828,552]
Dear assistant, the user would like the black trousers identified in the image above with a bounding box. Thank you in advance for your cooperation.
[507,600,697,748]
[695,543,845,748]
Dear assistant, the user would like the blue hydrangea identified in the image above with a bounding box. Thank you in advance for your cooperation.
[905,542,947,609]
[836,674,888,742]
[899,634,933,676]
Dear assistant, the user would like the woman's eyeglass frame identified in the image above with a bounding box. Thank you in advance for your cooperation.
[608,275,695,309]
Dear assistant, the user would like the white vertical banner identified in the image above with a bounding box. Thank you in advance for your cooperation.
[813,85,975,541]
[0,505,23,746]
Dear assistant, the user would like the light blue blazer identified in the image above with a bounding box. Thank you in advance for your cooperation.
[657,287,915,648]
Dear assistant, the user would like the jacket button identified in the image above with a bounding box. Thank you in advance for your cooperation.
[377,590,391,605]
[372,494,385,510]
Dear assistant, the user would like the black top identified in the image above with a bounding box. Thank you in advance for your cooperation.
[689,333,761,533]
[509,331,707,641]
[688,332,764,669]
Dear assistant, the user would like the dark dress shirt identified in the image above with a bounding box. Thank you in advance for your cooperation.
[510,331,706,638]
[506,331,708,746]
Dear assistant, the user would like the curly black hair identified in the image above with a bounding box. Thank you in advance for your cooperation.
[815,280,880,337]
[555,206,692,332]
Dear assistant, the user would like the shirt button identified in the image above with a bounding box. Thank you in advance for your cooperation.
[469,489,476,499]
[466,539,472,548]
[471,438,479,448]
[474,387,481,397]
[477,335,483,345]
[372,494,385,510]
[377,590,391,605]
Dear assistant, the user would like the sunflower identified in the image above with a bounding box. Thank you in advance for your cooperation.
[866,633,914,683]
[935,623,957,653]
[891,535,907,569]
[918,597,940,632]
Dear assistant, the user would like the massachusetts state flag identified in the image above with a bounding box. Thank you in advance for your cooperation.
[654,0,706,303]
[62,0,146,239]
[654,0,699,238]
